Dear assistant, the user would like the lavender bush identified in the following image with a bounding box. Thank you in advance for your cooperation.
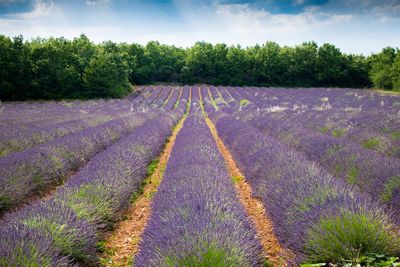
[135,114,264,267]
[0,115,148,213]
[246,115,400,214]
[0,90,153,157]
[0,114,178,266]
[163,87,180,110]
[211,113,400,264]
[0,115,114,157]
[224,87,400,157]
[0,223,73,266]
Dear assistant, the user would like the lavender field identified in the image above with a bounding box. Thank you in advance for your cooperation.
[0,86,399,266]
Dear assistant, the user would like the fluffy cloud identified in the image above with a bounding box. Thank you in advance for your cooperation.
[19,0,54,19]
[86,0,111,6]
[0,0,55,19]
[213,3,353,34]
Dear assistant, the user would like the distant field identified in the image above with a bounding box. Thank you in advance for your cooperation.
[0,86,399,266]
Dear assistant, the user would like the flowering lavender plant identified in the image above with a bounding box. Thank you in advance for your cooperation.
[0,115,147,213]
[211,113,400,264]
[0,114,178,265]
[135,114,264,267]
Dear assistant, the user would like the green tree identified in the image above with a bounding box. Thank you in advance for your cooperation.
[83,46,131,98]
[69,34,96,97]
[146,42,185,83]
[317,43,347,86]
[345,54,371,88]
[0,35,15,99]
[211,43,229,84]
[124,43,150,84]
[183,42,215,84]
[30,37,80,99]
[281,42,318,86]
[0,35,32,100]
[369,47,396,90]
[226,45,248,85]
[249,42,284,86]
[122,42,185,85]
[391,52,400,91]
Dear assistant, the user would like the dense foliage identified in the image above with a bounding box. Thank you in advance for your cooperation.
[0,34,399,100]
[0,35,132,100]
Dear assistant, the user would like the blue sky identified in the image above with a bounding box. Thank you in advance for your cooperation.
[0,0,399,54]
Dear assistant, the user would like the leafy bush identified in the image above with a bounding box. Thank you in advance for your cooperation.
[305,211,400,264]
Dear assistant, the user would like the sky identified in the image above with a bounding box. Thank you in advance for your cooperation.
[0,0,399,54]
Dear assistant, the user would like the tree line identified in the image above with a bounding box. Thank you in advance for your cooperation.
[0,34,399,100]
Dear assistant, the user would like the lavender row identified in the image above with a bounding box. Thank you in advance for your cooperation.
[219,87,235,104]
[223,86,399,118]
[162,86,189,114]
[126,88,155,112]
[0,114,178,266]
[146,86,163,107]
[251,106,400,158]
[155,86,173,108]
[0,114,114,157]
[200,86,217,114]
[226,87,400,157]
[190,86,203,114]
[0,90,152,157]
[162,87,180,110]
[173,87,184,110]
[245,115,400,214]
[204,86,239,113]
[312,109,400,158]
[157,87,181,111]
[178,86,191,111]
[136,86,169,111]
[205,86,249,113]
[0,114,150,213]
[0,90,148,125]
[0,92,154,157]
[211,86,239,111]
[135,114,264,267]
[211,113,400,264]
[227,87,400,110]
[212,86,232,109]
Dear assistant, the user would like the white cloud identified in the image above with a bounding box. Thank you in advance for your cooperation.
[86,0,111,6]
[215,4,271,32]
[212,3,353,35]
[322,0,400,23]
[12,0,56,20]
[371,3,400,23]
[293,0,306,6]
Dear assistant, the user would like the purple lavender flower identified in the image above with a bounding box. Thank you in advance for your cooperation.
[211,113,400,263]
[135,113,264,267]
[0,115,148,213]
[0,114,179,265]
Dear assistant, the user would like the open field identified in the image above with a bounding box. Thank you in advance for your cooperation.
[0,86,399,266]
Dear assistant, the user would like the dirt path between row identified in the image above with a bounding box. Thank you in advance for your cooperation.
[205,116,295,266]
